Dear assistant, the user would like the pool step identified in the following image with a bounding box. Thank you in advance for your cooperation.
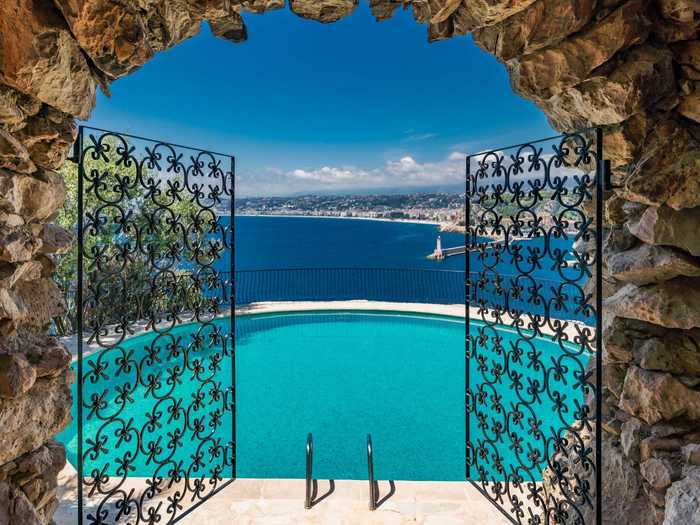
[305,433,380,511]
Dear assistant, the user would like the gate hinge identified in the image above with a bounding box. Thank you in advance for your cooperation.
[601,159,623,192]
[67,139,80,164]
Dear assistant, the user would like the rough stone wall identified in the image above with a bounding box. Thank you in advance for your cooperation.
[0,0,697,523]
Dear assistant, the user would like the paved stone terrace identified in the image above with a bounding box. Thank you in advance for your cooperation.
[178,479,512,525]
[55,473,512,525]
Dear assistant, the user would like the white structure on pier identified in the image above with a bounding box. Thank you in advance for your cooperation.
[435,236,444,260]
[428,235,467,260]
[429,235,445,260]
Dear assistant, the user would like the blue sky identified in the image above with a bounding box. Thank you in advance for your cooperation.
[86,3,553,196]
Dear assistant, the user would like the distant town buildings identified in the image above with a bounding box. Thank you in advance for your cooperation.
[229,191,569,235]
[233,193,466,225]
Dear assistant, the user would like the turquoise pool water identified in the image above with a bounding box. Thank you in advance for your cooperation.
[58,310,582,481]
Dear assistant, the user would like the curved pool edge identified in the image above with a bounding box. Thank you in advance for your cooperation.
[59,300,465,362]
[61,299,590,363]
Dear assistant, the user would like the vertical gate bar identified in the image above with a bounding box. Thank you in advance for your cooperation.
[231,155,236,480]
[465,155,470,482]
[75,126,85,525]
[595,127,604,525]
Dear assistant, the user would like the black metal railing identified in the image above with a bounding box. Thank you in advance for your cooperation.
[55,267,590,336]
[54,267,591,336]
[232,267,463,305]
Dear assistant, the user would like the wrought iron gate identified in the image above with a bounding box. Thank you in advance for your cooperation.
[73,126,235,524]
[465,130,603,524]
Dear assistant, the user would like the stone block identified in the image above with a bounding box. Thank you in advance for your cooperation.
[606,244,700,285]
[0,0,96,118]
[620,366,700,425]
[663,467,700,525]
[473,0,596,61]
[507,0,651,101]
[0,352,36,399]
[606,278,700,330]
[629,206,700,256]
[0,369,72,466]
[289,0,359,23]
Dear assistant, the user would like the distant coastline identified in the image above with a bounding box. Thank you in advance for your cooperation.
[235,213,442,227]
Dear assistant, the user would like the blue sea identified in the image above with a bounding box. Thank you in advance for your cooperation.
[219,216,587,322]
[231,215,465,270]
[225,216,465,305]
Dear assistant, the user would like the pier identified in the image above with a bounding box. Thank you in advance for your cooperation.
[427,235,508,260]
[427,236,467,260]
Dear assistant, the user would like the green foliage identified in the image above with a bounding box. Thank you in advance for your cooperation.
[54,161,79,293]
[53,138,217,335]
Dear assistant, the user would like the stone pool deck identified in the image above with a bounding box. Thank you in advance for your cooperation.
[55,468,512,525]
[176,479,512,525]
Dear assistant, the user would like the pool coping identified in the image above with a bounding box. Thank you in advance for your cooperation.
[61,299,590,362]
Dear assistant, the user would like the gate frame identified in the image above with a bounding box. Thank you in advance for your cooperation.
[71,125,236,524]
[464,128,606,525]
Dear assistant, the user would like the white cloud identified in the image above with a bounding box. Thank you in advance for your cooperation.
[236,151,479,196]
[235,146,594,197]
[402,132,439,143]
[288,151,468,192]
[384,153,465,184]
[386,156,419,173]
[290,166,370,182]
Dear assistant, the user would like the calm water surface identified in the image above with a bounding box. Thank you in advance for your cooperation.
[230,215,464,270]
[59,311,583,481]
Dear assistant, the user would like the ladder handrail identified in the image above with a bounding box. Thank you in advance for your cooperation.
[367,434,377,510]
[305,433,313,509]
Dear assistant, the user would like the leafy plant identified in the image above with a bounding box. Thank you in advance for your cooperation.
[53,137,222,335]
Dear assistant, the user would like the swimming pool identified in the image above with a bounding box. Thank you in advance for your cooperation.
[58,310,583,481]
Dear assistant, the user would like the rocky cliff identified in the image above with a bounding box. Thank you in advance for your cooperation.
[0,1,698,523]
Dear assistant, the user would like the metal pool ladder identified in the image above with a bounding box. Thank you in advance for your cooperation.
[305,433,313,509]
[367,434,377,510]
[305,433,378,510]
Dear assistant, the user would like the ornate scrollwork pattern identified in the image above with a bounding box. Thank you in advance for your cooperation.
[466,132,602,524]
[77,127,235,524]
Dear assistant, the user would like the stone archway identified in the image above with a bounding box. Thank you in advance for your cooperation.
[0,1,699,524]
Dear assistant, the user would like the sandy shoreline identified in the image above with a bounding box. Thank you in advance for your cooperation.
[235,213,443,227]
